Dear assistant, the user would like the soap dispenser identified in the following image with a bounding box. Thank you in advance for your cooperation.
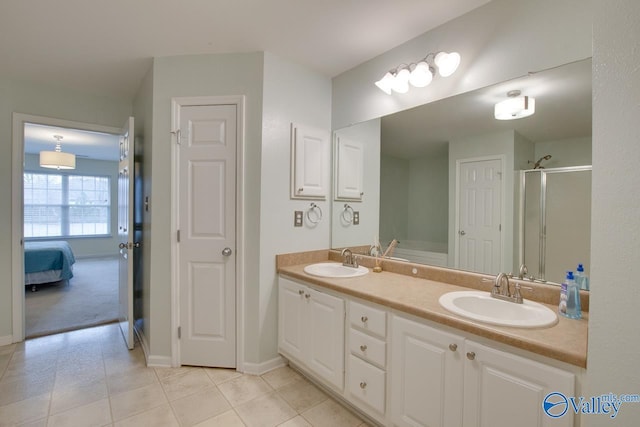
[559,271,581,319]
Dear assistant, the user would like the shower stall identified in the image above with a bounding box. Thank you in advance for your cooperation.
[518,166,592,284]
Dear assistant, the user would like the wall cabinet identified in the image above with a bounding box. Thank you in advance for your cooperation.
[278,276,344,390]
[391,315,575,427]
[334,136,364,200]
[290,123,329,200]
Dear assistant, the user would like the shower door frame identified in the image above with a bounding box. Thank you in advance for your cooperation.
[518,165,592,282]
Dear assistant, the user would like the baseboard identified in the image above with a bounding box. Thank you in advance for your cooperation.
[241,355,287,375]
[0,335,12,346]
[134,325,172,368]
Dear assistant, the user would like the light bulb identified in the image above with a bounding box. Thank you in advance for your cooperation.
[494,95,536,120]
[392,68,410,93]
[434,51,461,77]
[375,72,394,94]
[409,62,433,87]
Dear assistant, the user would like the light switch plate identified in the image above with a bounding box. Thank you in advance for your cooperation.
[294,211,303,227]
[353,211,360,225]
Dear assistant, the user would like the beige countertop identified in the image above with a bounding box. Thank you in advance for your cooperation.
[277,257,588,369]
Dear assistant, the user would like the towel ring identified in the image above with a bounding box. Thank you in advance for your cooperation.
[306,203,323,224]
[342,204,354,224]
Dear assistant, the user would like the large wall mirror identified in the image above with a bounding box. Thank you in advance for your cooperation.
[331,58,592,286]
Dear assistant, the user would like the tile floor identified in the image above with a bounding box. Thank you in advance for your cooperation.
[0,324,369,427]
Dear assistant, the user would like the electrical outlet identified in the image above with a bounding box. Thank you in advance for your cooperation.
[353,211,360,225]
[294,211,303,227]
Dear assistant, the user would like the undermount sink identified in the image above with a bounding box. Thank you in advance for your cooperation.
[438,291,558,328]
[303,262,369,278]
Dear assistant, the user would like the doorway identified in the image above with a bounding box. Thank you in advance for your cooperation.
[12,114,125,341]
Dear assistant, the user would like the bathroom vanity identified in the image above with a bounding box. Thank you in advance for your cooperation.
[276,251,587,427]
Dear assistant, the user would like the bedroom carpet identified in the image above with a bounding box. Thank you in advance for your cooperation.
[25,256,119,338]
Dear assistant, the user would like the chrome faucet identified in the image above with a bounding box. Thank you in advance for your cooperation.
[341,248,359,268]
[518,263,529,280]
[490,272,532,304]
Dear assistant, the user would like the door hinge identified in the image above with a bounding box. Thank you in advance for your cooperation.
[171,129,182,145]
[178,326,181,339]
[499,224,502,232]
[177,230,180,242]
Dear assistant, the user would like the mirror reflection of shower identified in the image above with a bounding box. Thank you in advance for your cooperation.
[519,166,591,285]
[528,154,552,169]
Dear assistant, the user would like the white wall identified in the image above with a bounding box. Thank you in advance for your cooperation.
[332,0,592,129]
[331,119,381,249]
[23,154,119,258]
[534,136,592,168]
[379,155,409,243]
[259,52,333,362]
[149,53,265,361]
[587,1,640,424]
[0,78,131,339]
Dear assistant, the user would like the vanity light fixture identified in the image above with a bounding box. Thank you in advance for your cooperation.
[375,51,460,95]
[494,90,536,120]
[40,134,76,170]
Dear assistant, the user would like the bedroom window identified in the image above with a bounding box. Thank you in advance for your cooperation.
[24,173,111,238]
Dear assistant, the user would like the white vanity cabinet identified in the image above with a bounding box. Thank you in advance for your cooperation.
[463,340,574,427]
[390,314,575,427]
[346,300,388,420]
[278,276,345,391]
[390,315,465,427]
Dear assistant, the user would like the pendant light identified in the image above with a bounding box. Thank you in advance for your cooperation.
[40,135,76,169]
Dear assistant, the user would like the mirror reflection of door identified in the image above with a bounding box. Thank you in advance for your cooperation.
[457,157,503,274]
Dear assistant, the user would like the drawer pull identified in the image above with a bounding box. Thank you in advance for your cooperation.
[466,351,476,361]
[298,289,305,295]
[359,381,367,389]
[360,344,367,352]
[361,316,368,323]
[449,343,458,352]
[305,293,311,299]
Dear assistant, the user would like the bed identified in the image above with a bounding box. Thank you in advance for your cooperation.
[24,240,76,290]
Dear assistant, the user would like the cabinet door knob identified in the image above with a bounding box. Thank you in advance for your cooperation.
[298,289,305,295]
[466,351,476,361]
[360,344,367,352]
[361,316,368,323]
[305,293,311,299]
[359,381,367,389]
[449,343,458,352]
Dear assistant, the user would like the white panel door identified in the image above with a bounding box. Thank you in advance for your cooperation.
[178,104,236,367]
[390,316,464,427]
[118,117,135,350]
[457,158,502,274]
[463,340,574,427]
[306,288,345,391]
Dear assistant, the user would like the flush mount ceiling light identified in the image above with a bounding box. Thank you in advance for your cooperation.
[494,90,536,120]
[40,134,76,169]
[375,51,460,95]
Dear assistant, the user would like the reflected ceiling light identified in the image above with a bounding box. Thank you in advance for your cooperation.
[494,90,536,120]
[374,50,460,95]
[40,135,76,169]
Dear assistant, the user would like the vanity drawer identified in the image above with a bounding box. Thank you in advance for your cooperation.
[347,354,386,414]
[349,328,386,368]
[349,300,386,338]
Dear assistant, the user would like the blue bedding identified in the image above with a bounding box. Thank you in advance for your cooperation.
[24,241,76,281]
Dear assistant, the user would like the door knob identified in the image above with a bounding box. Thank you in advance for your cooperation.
[459,230,466,236]
[222,247,233,256]
[118,242,127,249]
